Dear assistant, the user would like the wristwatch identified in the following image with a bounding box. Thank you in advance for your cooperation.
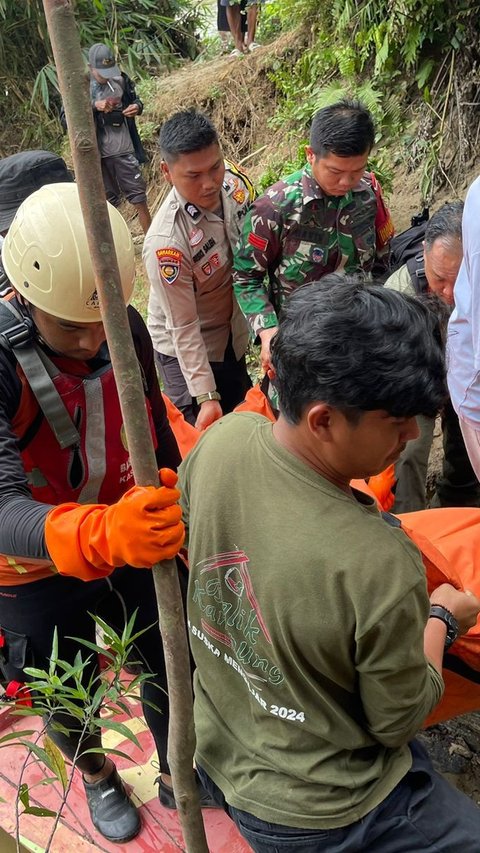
[195,390,221,405]
[429,604,459,651]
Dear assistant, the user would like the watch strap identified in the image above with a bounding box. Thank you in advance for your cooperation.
[196,390,221,405]
[429,604,459,651]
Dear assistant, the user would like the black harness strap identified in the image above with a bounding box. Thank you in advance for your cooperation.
[0,300,80,450]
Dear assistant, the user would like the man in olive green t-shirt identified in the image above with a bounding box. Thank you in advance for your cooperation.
[180,275,480,851]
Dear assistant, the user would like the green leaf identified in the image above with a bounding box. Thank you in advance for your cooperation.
[23,805,57,817]
[92,717,141,748]
[23,667,49,680]
[48,720,71,738]
[49,627,59,677]
[0,729,35,745]
[122,608,139,645]
[374,31,389,75]
[81,747,133,762]
[43,735,68,791]
[68,636,114,660]
[18,741,59,775]
[91,614,121,645]
[19,783,30,808]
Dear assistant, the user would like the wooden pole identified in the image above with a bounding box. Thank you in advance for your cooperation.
[41,3,209,850]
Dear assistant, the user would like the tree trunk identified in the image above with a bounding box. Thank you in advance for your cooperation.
[40,3,209,850]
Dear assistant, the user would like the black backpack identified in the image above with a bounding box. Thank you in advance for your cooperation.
[389,208,429,272]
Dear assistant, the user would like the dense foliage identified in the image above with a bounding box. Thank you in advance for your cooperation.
[0,0,201,153]
[259,0,479,200]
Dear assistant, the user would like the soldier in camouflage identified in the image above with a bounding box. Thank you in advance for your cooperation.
[233,99,394,373]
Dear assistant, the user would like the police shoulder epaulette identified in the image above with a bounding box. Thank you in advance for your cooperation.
[224,159,256,200]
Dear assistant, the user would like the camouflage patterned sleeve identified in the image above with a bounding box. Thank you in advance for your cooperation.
[232,195,283,339]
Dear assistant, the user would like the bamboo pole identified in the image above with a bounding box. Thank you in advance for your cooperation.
[41,3,209,850]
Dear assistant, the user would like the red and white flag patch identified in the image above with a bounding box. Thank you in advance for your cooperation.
[248,232,268,252]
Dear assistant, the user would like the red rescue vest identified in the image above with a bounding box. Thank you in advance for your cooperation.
[1,350,156,584]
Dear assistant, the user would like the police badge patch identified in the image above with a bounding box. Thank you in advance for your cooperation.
[156,248,182,284]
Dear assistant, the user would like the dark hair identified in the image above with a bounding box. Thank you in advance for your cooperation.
[271,275,446,424]
[159,109,218,163]
[424,201,463,251]
[310,99,375,158]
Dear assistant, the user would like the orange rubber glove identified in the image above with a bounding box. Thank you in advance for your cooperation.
[45,468,185,581]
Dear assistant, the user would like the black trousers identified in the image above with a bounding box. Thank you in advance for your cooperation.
[0,563,188,775]
[436,397,480,506]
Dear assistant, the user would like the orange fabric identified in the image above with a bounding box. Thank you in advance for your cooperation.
[398,507,480,726]
[45,472,184,581]
[162,392,200,458]
[0,556,58,586]
[163,385,277,460]
[234,385,276,423]
[425,669,480,727]
[367,464,396,512]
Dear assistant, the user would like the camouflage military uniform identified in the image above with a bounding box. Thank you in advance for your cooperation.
[233,163,392,338]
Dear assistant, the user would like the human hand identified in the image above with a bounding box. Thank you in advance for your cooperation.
[430,583,480,635]
[258,327,278,374]
[122,104,140,117]
[45,468,185,579]
[195,400,223,431]
[95,99,110,112]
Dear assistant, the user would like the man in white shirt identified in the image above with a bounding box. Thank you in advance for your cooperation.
[447,176,480,476]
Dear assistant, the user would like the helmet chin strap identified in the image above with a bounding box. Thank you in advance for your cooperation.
[0,299,80,449]
[10,293,49,351]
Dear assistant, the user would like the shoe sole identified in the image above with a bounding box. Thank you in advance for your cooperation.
[93,823,141,844]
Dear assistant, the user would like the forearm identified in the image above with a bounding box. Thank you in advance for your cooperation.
[424,616,447,674]
[0,493,51,561]
[233,272,278,339]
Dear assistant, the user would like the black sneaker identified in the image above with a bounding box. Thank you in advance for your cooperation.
[83,765,141,843]
[156,770,219,810]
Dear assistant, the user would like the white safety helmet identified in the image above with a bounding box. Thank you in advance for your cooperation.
[1,182,135,322]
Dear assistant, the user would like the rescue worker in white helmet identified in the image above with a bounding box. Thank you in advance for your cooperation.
[0,183,214,843]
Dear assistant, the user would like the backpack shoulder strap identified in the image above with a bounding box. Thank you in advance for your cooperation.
[406,254,428,295]
[0,300,80,450]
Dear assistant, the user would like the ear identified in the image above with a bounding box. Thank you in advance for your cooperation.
[161,159,172,185]
[306,403,333,439]
[305,145,315,166]
[266,365,276,381]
